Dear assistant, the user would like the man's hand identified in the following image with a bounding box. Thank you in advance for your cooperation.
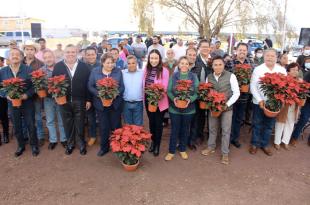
[6,96,12,101]
[86,101,91,110]
[185,99,191,107]
[259,101,265,109]
[21,94,28,100]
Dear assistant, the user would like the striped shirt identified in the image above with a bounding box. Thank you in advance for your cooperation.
[145,67,157,86]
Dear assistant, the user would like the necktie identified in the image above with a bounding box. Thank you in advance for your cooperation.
[200,67,206,82]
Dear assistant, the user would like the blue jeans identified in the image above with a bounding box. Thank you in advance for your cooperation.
[251,104,276,148]
[230,100,247,143]
[34,99,44,140]
[87,106,97,138]
[123,101,143,126]
[44,97,66,143]
[137,58,143,69]
[291,101,310,141]
[169,113,193,154]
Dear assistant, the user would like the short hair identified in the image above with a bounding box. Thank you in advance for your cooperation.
[85,46,97,54]
[178,56,190,65]
[153,35,160,40]
[286,62,300,72]
[9,48,24,57]
[186,47,198,55]
[198,39,210,49]
[42,49,54,56]
[223,53,230,59]
[38,38,46,43]
[255,48,263,53]
[236,42,248,50]
[264,48,277,55]
[110,48,119,53]
[212,56,225,64]
[100,53,114,64]
[65,44,76,49]
[127,55,137,62]
[0,57,4,62]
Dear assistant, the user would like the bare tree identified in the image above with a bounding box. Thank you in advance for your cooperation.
[133,0,155,35]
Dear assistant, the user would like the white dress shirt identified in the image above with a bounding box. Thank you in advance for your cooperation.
[64,60,78,78]
[250,63,287,105]
[206,72,240,107]
[172,44,186,60]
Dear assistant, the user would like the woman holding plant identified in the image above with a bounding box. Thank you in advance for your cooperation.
[201,56,240,165]
[165,56,199,161]
[88,53,124,157]
[143,49,169,157]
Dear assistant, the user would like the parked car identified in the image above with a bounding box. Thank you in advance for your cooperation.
[0,31,31,46]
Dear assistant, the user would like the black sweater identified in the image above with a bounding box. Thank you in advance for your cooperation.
[53,60,91,102]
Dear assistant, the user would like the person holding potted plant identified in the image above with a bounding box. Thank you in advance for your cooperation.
[250,48,287,156]
[88,53,124,157]
[165,56,199,161]
[201,56,240,165]
[0,48,39,157]
[143,49,169,157]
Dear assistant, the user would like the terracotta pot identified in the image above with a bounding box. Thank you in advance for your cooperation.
[199,101,207,109]
[240,84,249,93]
[122,160,139,172]
[298,99,306,107]
[11,99,22,107]
[263,105,280,118]
[55,96,67,105]
[101,98,113,107]
[37,90,47,98]
[176,99,188,109]
[211,111,222,117]
[148,104,157,112]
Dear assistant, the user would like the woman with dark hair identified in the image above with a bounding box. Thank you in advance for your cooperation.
[143,49,169,156]
[88,53,124,157]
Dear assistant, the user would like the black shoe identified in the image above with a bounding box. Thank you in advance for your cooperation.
[80,147,87,155]
[153,145,160,157]
[24,137,29,144]
[231,140,241,148]
[0,134,2,146]
[3,133,9,144]
[31,146,40,157]
[65,147,74,155]
[148,142,155,153]
[61,141,67,148]
[188,144,197,151]
[97,149,108,157]
[39,139,45,147]
[48,142,57,150]
[14,147,25,157]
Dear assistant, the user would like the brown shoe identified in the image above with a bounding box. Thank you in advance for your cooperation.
[274,144,281,150]
[221,154,229,165]
[282,143,290,151]
[290,138,297,147]
[249,145,258,155]
[261,147,273,156]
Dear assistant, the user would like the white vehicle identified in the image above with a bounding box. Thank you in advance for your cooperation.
[0,31,32,46]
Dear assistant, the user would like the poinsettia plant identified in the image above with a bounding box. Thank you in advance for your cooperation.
[47,75,69,98]
[110,125,152,165]
[297,80,310,100]
[145,83,165,106]
[175,79,193,100]
[198,82,213,102]
[234,64,252,86]
[96,77,119,100]
[30,69,47,92]
[1,77,25,99]
[206,89,227,112]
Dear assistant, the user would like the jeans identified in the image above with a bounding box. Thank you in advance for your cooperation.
[123,101,143,126]
[137,58,143,69]
[34,99,44,140]
[251,104,276,148]
[169,113,193,154]
[44,97,66,143]
[291,101,310,141]
[189,101,206,144]
[59,101,86,149]
[87,106,97,138]
[97,107,122,152]
[230,100,247,143]
[10,100,38,148]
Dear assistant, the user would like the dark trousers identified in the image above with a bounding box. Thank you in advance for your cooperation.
[169,113,193,153]
[189,102,206,144]
[87,106,97,138]
[59,101,86,149]
[97,107,122,152]
[0,97,9,135]
[251,104,276,148]
[291,101,310,141]
[10,100,38,148]
[230,100,247,143]
[145,101,164,147]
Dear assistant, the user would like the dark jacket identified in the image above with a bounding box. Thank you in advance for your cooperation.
[52,60,91,102]
[191,55,212,81]
[88,66,124,111]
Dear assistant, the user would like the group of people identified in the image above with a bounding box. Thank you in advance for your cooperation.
[0,35,309,166]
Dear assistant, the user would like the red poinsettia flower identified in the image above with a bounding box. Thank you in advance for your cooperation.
[145,83,165,106]
[47,75,69,98]
[96,77,119,100]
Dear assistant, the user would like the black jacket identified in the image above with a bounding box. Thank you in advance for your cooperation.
[191,54,212,81]
[52,60,91,102]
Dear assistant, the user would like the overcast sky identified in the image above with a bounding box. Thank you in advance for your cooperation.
[0,0,309,32]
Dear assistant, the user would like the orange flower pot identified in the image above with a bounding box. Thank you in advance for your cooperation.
[199,101,207,109]
[176,99,188,109]
[263,106,280,118]
[102,98,113,107]
[122,160,139,172]
[240,84,249,93]
[211,111,222,118]
[298,99,306,107]
[148,104,157,112]
[11,99,22,107]
[55,96,67,105]
[37,90,47,98]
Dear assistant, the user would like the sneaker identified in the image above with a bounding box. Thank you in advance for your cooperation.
[164,153,174,161]
[274,144,281,150]
[290,138,297,147]
[179,152,188,160]
[221,154,229,165]
[88,138,96,146]
[201,148,215,156]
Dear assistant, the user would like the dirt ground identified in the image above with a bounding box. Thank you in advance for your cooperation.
[0,121,309,205]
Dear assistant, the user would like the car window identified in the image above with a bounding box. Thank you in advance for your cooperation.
[23,32,30,36]
[16,32,22,37]
[6,32,13,37]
